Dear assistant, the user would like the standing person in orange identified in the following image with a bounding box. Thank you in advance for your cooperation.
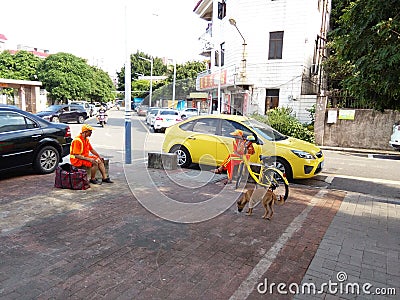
[70,124,113,185]
[212,129,248,184]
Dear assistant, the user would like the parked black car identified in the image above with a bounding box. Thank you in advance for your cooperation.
[0,105,73,174]
[36,104,88,123]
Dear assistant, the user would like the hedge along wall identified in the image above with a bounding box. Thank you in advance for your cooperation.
[315,105,400,151]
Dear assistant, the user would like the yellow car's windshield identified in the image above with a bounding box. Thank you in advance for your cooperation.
[243,119,288,142]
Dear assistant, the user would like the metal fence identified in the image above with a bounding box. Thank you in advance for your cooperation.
[327,90,376,109]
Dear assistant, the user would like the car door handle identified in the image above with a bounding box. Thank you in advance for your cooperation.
[188,137,196,140]
[31,135,42,138]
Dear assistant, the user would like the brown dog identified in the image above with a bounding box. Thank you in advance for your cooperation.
[237,188,285,220]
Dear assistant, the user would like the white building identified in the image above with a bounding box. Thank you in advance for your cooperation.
[194,0,331,123]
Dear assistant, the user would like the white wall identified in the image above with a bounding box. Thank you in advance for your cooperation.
[205,0,329,123]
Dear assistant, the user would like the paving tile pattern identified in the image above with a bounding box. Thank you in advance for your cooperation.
[0,164,345,299]
[296,193,400,300]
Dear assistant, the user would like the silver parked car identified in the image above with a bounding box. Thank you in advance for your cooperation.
[180,108,199,119]
[145,107,160,126]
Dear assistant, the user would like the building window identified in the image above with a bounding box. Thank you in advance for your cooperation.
[218,1,226,20]
[265,89,279,113]
[268,31,284,59]
[220,42,225,66]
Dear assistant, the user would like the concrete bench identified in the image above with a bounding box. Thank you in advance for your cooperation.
[147,152,177,170]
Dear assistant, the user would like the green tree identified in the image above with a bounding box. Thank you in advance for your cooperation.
[116,51,207,104]
[116,51,167,92]
[131,79,151,98]
[0,50,41,80]
[0,51,15,80]
[327,0,400,110]
[37,52,93,103]
[88,66,115,103]
[163,60,207,100]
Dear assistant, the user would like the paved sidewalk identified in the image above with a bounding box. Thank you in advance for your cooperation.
[296,193,400,300]
[0,161,398,299]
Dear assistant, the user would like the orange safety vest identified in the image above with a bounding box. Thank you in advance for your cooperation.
[70,134,93,167]
[233,138,246,155]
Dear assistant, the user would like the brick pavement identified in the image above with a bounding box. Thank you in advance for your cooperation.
[295,193,400,300]
[0,162,363,300]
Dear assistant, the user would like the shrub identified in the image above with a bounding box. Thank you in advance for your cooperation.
[251,107,315,143]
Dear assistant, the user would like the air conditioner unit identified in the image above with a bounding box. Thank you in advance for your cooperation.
[311,64,319,75]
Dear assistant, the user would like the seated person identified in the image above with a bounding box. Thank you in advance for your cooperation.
[70,124,113,185]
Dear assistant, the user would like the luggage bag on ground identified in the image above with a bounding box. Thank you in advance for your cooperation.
[54,163,90,190]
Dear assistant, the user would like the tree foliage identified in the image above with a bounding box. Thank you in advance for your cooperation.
[252,107,315,143]
[164,60,207,100]
[141,60,207,105]
[117,51,207,104]
[89,66,115,102]
[116,50,167,92]
[0,50,41,80]
[37,53,92,103]
[37,52,115,103]
[326,0,400,110]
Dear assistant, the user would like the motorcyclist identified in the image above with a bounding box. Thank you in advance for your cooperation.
[97,105,108,124]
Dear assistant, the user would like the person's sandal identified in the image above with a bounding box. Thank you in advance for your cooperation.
[102,177,113,183]
[89,178,102,185]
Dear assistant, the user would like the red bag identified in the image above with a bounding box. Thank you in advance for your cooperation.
[54,163,90,190]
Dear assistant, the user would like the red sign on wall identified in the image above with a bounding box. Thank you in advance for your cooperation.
[199,70,227,89]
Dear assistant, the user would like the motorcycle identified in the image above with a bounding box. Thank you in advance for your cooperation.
[97,112,107,127]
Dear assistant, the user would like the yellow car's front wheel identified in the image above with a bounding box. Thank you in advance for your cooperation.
[169,145,192,168]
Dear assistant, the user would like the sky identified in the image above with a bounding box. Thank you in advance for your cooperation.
[0,0,207,76]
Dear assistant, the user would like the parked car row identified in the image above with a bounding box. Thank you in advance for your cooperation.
[36,104,89,124]
[141,107,202,133]
[0,104,325,182]
[0,105,72,174]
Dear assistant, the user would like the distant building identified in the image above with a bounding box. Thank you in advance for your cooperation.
[193,0,331,123]
[0,33,7,51]
[13,44,50,58]
[0,33,50,58]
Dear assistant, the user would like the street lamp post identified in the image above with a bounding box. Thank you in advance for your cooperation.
[229,18,247,81]
[172,59,176,109]
[124,4,132,164]
[217,50,222,113]
[139,56,153,107]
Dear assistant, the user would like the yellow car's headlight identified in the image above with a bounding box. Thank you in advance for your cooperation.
[291,150,315,159]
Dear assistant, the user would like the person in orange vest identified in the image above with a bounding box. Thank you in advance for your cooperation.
[212,129,249,184]
[70,124,113,185]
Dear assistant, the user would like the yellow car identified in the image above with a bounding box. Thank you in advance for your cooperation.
[162,115,324,181]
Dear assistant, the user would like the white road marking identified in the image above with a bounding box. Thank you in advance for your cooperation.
[330,174,400,185]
